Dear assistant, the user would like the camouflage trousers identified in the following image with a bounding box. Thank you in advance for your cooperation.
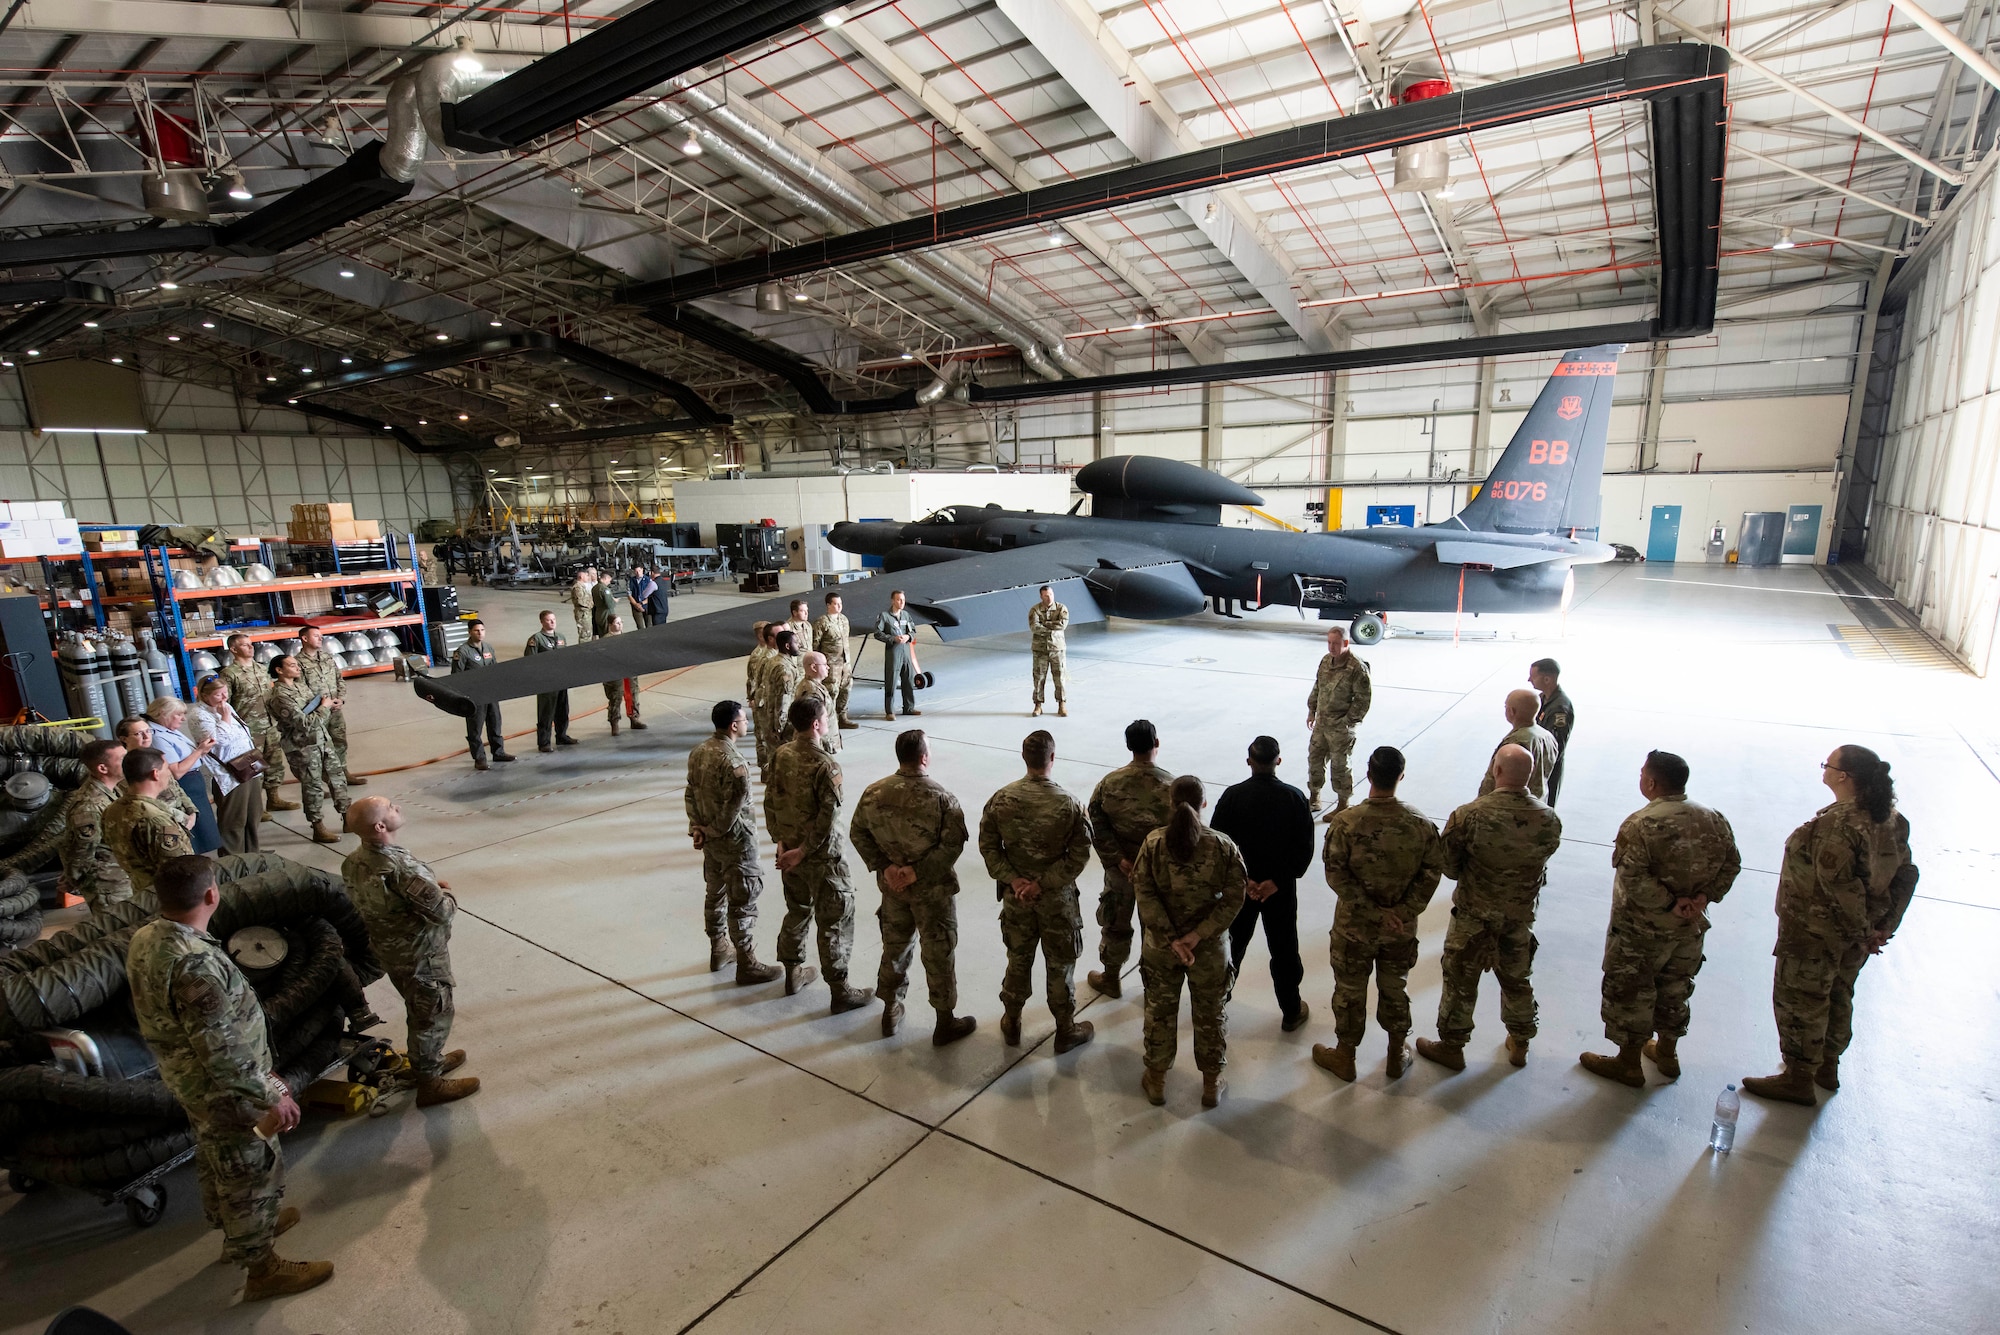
[573,609,593,644]
[1330,928,1421,1048]
[1139,935,1235,1074]
[246,718,288,796]
[827,658,853,723]
[1600,915,1706,1047]
[1773,944,1870,1068]
[385,960,455,1079]
[282,744,348,826]
[324,706,349,770]
[1032,647,1066,705]
[776,853,857,983]
[602,678,640,722]
[876,883,959,1011]
[702,835,763,955]
[753,706,780,775]
[83,883,153,918]
[999,882,1082,1027]
[1095,864,1137,973]
[1436,907,1539,1044]
[1307,724,1357,804]
[195,1125,284,1267]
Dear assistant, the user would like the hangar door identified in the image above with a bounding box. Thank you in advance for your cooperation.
[1646,506,1682,563]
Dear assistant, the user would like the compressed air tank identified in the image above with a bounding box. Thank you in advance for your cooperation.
[104,633,150,722]
[135,627,180,702]
[56,635,114,739]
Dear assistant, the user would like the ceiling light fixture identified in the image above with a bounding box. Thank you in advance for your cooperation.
[287,398,299,404]
[337,268,356,278]
[822,5,849,26]
[790,289,810,302]
[489,319,503,327]
[418,418,429,425]
[1773,227,1796,250]
[224,168,253,202]
[110,357,122,364]
[158,279,178,291]
[82,320,98,328]
[548,402,559,408]
[680,131,702,156]
[898,351,914,361]
[1045,226,1066,248]
[434,332,451,341]
[457,413,470,421]
[166,334,181,341]
[451,35,484,75]
[300,366,313,373]
[202,321,216,329]
[25,349,38,356]
[265,375,278,381]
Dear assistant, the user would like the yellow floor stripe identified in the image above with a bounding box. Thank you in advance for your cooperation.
[1829,623,1965,671]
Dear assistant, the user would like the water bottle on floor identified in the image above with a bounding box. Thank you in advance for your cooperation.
[1710,1083,1740,1153]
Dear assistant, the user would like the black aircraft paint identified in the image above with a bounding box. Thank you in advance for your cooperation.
[411,345,1621,717]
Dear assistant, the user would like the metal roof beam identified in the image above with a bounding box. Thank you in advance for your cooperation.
[4,0,577,57]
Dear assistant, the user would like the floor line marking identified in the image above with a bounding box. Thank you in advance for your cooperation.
[1635,576,1897,598]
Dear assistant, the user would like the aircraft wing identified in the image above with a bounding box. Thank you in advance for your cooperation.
[411,538,1191,717]
[1431,540,1571,570]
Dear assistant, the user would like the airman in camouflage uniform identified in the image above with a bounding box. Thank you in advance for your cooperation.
[1530,659,1575,807]
[782,598,813,652]
[812,593,858,728]
[685,701,782,983]
[1744,746,1918,1105]
[763,696,873,1012]
[747,622,774,716]
[1028,585,1069,717]
[850,730,977,1044]
[1132,783,1247,1108]
[1085,720,1173,997]
[103,749,195,906]
[295,628,355,785]
[1306,625,1371,814]
[267,654,348,843]
[1580,751,1740,1087]
[61,740,133,915]
[569,569,597,643]
[796,653,841,754]
[598,614,646,735]
[342,796,479,1106]
[220,635,295,812]
[1478,689,1560,802]
[756,631,805,776]
[1417,744,1562,1072]
[1314,746,1444,1082]
[127,855,331,1299]
[979,730,1095,1053]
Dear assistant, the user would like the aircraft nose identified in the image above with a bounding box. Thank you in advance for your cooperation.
[828,520,901,555]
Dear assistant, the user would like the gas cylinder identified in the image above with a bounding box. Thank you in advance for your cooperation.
[56,635,114,739]
[104,632,150,722]
[135,627,181,702]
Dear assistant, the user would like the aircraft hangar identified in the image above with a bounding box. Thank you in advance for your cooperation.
[0,1,1995,1332]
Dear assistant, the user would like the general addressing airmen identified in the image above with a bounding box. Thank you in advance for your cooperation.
[267,653,349,844]
[1579,750,1740,1088]
[980,729,1095,1055]
[1314,745,1445,1083]
[450,619,515,772]
[220,633,297,815]
[849,729,977,1045]
[875,589,921,720]
[1306,625,1372,817]
[684,701,782,983]
[1478,689,1560,802]
[295,626,359,788]
[103,747,196,907]
[812,592,860,729]
[61,739,130,915]
[1028,584,1069,718]
[342,797,480,1107]
[127,855,332,1300]
[1530,659,1575,807]
[1418,744,1563,1072]
[764,696,874,1013]
[1085,719,1173,998]
[1744,745,1918,1106]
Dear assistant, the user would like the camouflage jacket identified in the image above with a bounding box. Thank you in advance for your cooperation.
[102,793,194,897]
[1087,760,1174,869]
[1323,796,1445,940]
[1775,800,1919,955]
[1132,824,1248,946]
[782,616,813,650]
[685,733,757,846]
[747,644,774,705]
[119,776,193,820]
[217,659,274,728]
[267,677,330,751]
[1028,601,1069,651]
[1536,686,1575,752]
[61,780,132,905]
[850,768,968,894]
[763,738,845,861]
[979,773,1092,897]
[450,641,496,673]
[1308,652,1371,728]
[1611,795,1741,931]
[796,680,840,752]
[342,841,454,981]
[127,918,282,1132]
[297,646,345,702]
[1441,788,1562,920]
[760,652,803,723]
[1477,724,1560,801]
[568,582,595,615]
[812,612,851,662]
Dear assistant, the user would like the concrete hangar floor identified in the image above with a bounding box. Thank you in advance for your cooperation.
[3,562,1995,1335]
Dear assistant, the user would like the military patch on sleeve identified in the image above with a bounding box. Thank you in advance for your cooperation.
[171,963,229,1021]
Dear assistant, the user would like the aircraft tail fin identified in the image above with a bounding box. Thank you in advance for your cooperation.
[1448,344,1623,537]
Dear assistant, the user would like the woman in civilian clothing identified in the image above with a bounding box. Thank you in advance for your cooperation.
[189,675,265,854]
[118,710,221,855]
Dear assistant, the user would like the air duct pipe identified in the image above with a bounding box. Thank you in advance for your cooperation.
[655,90,1075,380]
[381,37,482,183]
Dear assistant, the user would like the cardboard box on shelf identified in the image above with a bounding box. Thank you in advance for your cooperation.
[290,587,334,615]
[0,536,46,559]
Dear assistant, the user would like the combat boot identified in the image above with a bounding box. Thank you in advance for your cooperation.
[474,758,490,771]
[1141,1066,1166,1105]
[1385,1033,1410,1079]
[1415,1037,1464,1071]
[1308,792,1324,814]
[1311,1042,1356,1082]
[493,751,516,763]
[416,1075,480,1107]
[1644,1036,1681,1080]
[1201,1071,1225,1108]
[242,1253,333,1301]
[1000,1005,1023,1046]
[1580,1042,1646,1088]
[218,1205,300,1263]
[1085,969,1121,998]
[1283,1000,1311,1033]
[1054,1019,1094,1054]
[629,719,648,731]
[1815,1058,1840,1092]
[933,1011,977,1046]
[1031,703,1042,717]
[1505,1035,1530,1068]
[1742,1065,1817,1106]
[1057,704,1068,718]
[440,1050,467,1074]
[828,982,874,1015]
[881,999,904,1037]
[838,718,860,730]
[708,938,735,972]
[310,823,341,845]
[266,793,300,811]
[609,718,621,736]
[735,951,783,986]
[785,963,818,995]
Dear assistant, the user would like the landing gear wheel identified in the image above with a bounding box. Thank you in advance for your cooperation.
[9,1170,45,1194]
[1350,612,1386,645]
[125,1183,166,1228]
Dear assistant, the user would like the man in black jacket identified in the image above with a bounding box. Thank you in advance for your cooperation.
[1212,735,1317,1031]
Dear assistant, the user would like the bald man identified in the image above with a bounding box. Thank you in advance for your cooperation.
[1477,689,1560,802]
[1418,744,1563,1072]
[342,797,479,1107]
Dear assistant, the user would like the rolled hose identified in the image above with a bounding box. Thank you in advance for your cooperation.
[0,902,148,977]
[0,725,88,761]
[0,788,77,879]
[211,862,383,985]
[0,914,40,945]
[0,875,38,917]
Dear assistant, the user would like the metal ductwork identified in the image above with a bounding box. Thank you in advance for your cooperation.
[380,40,480,184]
[289,401,429,452]
[644,304,919,415]
[0,281,115,352]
